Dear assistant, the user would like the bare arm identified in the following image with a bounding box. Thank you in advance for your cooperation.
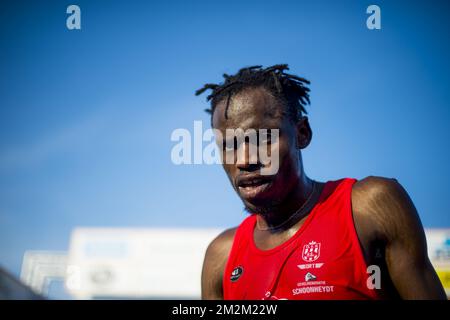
[201,227,236,299]
[353,176,446,299]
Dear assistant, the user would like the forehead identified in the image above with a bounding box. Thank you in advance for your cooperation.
[212,87,285,131]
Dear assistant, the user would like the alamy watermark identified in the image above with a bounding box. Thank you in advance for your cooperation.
[64,5,379,31]
[170,121,280,175]
[367,264,381,290]
[66,5,81,30]
[366,5,381,30]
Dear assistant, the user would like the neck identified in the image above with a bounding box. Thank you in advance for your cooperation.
[256,175,317,232]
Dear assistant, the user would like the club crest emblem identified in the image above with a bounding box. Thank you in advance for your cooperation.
[302,241,321,262]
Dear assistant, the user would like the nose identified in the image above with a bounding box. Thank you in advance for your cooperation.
[236,141,262,172]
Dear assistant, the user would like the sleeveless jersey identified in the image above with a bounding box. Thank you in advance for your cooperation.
[223,178,380,300]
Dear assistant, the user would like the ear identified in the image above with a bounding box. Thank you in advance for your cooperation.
[296,116,312,149]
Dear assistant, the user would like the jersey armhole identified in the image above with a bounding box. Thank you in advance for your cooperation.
[222,215,254,299]
[346,178,380,299]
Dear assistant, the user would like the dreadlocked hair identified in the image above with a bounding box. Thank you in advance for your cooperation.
[195,64,310,123]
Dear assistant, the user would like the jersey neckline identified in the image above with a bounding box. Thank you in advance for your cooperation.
[248,179,343,255]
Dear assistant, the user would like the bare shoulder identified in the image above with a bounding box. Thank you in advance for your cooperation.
[351,175,422,242]
[352,175,403,202]
[205,227,238,259]
[201,227,238,299]
[351,177,446,299]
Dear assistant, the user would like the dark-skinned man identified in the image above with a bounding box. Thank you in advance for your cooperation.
[195,64,446,300]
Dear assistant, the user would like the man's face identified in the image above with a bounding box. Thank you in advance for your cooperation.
[212,86,309,214]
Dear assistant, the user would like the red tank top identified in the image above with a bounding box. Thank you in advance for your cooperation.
[223,178,380,300]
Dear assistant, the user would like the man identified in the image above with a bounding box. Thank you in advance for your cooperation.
[195,64,446,300]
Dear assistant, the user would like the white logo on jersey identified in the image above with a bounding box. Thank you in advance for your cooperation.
[302,241,321,262]
[305,272,317,281]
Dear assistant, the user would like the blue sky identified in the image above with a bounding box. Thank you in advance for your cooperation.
[0,0,449,276]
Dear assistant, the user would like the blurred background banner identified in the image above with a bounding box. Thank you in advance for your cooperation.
[425,229,450,297]
[0,0,449,299]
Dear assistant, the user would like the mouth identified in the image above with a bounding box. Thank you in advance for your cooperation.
[236,175,273,200]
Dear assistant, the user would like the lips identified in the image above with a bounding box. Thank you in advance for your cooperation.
[236,174,273,199]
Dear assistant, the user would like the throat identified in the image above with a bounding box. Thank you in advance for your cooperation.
[255,209,309,234]
[253,224,299,250]
[254,180,324,233]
